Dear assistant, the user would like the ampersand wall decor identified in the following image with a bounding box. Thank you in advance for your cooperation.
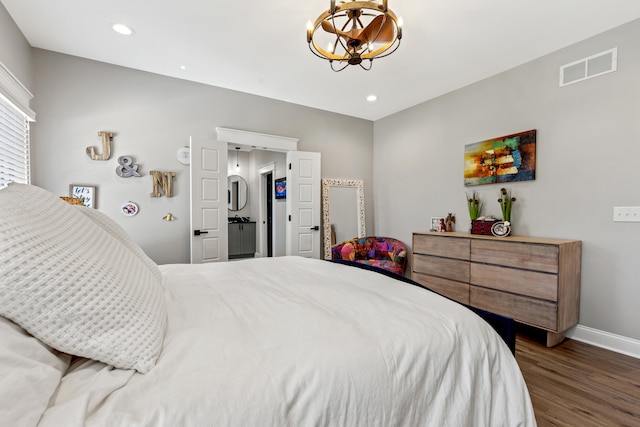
[86,131,114,160]
[116,155,141,177]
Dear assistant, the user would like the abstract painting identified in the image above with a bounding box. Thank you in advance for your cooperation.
[464,129,536,186]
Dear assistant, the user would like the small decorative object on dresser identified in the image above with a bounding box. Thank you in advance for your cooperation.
[490,187,517,237]
[430,217,444,232]
[445,213,455,232]
[466,191,482,220]
[491,221,511,237]
[411,231,581,347]
[497,187,516,222]
[470,216,498,235]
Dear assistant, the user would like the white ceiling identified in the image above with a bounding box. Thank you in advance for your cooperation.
[3,0,640,121]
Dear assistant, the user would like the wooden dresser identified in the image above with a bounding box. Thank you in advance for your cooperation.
[412,231,581,346]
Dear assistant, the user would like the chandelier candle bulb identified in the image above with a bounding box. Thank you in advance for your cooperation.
[307,21,313,42]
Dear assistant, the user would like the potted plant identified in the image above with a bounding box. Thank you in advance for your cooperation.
[497,188,516,222]
[466,191,482,221]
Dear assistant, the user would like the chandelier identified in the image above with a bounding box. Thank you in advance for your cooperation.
[307,0,403,72]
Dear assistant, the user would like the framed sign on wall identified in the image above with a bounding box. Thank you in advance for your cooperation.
[69,184,97,208]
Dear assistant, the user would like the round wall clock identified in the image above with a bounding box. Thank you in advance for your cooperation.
[177,147,190,165]
[491,221,511,237]
[121,201,139,217]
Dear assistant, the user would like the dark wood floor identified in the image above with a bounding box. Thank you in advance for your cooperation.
[515,328,640,426]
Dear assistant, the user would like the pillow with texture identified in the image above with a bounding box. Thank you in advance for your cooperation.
[0,315,71,427]
[0,183,167,373]
[73,205,162,284]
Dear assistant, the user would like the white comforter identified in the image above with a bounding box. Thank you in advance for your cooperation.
[37,256,535,426]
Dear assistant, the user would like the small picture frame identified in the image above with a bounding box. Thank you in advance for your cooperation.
[431,217,445,232]
[69,184,96,208]
[121,201,139,217]
[275,177,286,199]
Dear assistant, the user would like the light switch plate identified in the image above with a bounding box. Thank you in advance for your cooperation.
[613,206,640,222]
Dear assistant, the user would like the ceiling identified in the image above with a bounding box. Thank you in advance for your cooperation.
[3,0,640,121]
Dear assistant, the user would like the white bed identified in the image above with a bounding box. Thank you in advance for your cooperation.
[0,184,536,426]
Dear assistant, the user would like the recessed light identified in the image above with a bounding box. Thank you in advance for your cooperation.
[366,94,378,102]
[180,65,187,70]
[112,23,135,36]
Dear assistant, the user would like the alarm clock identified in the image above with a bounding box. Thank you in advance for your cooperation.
[491,221,511,237]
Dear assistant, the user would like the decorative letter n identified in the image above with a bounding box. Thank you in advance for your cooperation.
[150,171,175,197]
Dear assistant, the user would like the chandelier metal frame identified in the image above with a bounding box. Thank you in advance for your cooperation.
[307,0,402,72]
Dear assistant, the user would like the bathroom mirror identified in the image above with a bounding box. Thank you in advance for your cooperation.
[228,175,248,211]
[322,179,365,260]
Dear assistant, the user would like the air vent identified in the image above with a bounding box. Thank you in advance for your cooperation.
[559,47,617,87]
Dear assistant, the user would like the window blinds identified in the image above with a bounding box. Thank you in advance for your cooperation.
[0,94,30,188]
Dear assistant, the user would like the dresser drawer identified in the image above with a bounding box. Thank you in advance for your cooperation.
[413,253,469,283]
[470,286,557,331]
[412,272,470,305]
[413,234,470,260]
[471,240,559,273]
[470,263,558,301]
[412,232,580,346]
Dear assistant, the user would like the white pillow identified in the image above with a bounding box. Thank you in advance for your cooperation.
[0,183,167,373]
[0,316,71,427]
[74,205,162,284]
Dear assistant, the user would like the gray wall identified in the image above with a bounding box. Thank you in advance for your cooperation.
[3,1,639,344]
[0,2,31,90]
[373,19,640,341]
[29,49,374,265]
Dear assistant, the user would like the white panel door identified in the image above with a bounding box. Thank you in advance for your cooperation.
[286,151,321,258]
[190,138,228,263]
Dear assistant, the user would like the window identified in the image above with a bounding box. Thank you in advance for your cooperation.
[0,93,30,188]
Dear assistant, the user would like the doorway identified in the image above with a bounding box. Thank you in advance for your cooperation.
[258,161,277,258]
[191,128,321,263]
[266,171,273,257]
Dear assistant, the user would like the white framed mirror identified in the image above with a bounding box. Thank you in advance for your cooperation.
[322,179,365,260]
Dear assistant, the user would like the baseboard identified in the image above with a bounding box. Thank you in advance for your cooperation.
[567,324,640,359]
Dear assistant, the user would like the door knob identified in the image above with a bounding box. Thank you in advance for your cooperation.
[310,226,319,231]
[194,230,209,236]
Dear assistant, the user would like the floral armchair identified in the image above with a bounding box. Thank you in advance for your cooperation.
[331,236,407,276]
